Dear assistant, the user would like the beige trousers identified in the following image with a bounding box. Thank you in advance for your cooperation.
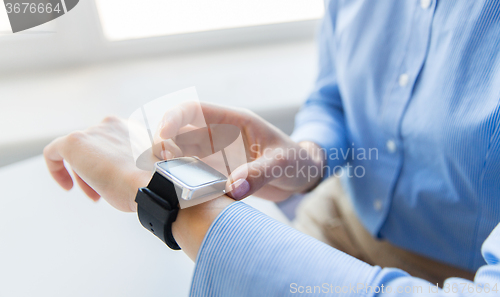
[293,177,475,286]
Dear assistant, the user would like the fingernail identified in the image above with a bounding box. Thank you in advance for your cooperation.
[161,150,173,160]
[229,179,250,200]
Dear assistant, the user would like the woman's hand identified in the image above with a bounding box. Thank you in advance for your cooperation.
[43,116,150,212]
[43,115,235,260]
[154,102,325,202]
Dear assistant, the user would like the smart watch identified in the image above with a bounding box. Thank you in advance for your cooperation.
[134,157,228,249]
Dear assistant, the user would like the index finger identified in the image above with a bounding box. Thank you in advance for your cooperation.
[159,101,247,140]
[43,138,74,191]
[159,101,206,140]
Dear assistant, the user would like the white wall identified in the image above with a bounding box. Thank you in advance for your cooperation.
[0,39,318,166]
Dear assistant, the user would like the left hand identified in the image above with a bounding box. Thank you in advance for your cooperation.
[43,116,150,212]
[43,115,234,261]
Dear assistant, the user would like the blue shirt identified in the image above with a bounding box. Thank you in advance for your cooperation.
[291,0,500,271]
[191,202,500,296]
[189,0,500,295]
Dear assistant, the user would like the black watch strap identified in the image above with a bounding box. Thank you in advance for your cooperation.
[135,172,181,250]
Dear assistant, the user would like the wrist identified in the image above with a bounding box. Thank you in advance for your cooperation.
[128,170,152,212]
[172,195,234,261]
[133,167,233,260]
[296,141,326,193]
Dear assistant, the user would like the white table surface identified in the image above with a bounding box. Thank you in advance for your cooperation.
[0,156,289,297]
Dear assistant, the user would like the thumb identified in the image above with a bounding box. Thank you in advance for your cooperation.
[226,152,286,200]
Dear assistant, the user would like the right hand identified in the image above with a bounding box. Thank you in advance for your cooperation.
[153,102,325,202]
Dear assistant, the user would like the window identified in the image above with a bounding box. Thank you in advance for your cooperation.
[95,0,324,41]
[0,0,323,72]
[0,4,10,35]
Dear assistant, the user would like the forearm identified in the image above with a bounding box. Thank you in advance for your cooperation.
[190,201,380,296]
[171,195,234,261]
[290,4,348,176]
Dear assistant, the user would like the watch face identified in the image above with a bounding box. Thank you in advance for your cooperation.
[156,157,226,188]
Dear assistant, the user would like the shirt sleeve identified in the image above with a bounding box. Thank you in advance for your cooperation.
[373,224,500,297]
[291,0,348,172]
[190,202,500,297]
[190,201,380,296]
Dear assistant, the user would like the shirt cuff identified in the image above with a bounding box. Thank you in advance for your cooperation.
[190,201,380,297]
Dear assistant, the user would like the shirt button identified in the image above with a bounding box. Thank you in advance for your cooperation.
[386,139,397,153]
[420,0,431,9]
[398,73,409,87]
[373,199,383,211]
